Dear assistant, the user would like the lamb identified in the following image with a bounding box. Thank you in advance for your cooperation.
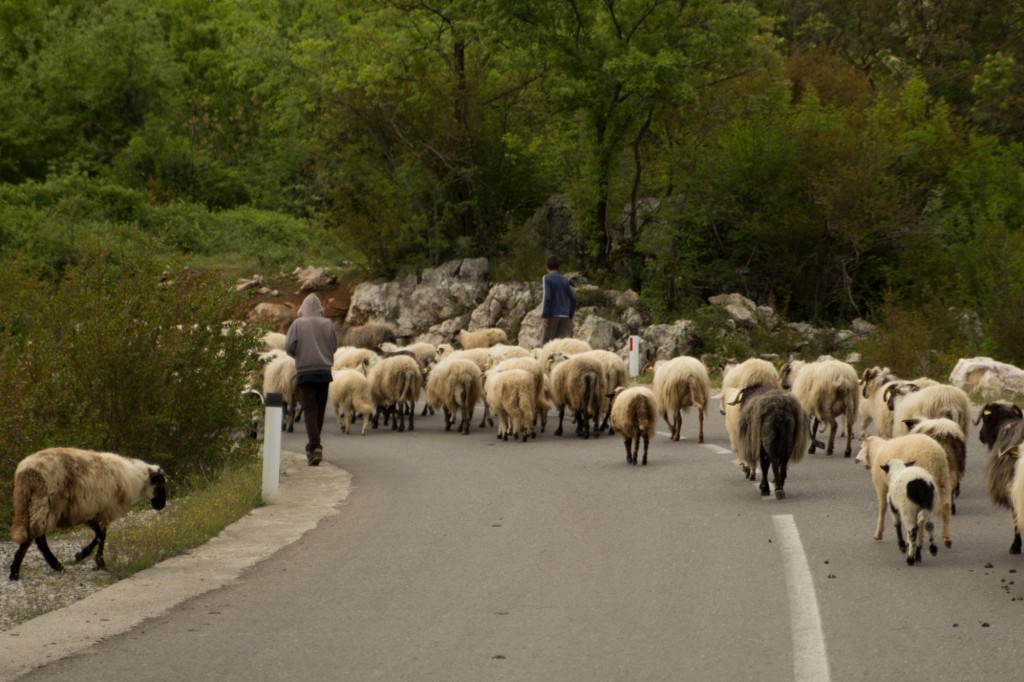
[367,354,423,432]
[328,369,374,435]
[651,356,711,443]
[548,352,607,439]
[975,400,1024,553]
[9,448,167,580]
[903,417,967,513]
[575,349,629,432]
[339,322,398,350]
[484,368,538,442]
[882,459,940,566]
[263,352,298,431]
[452,327,507,350]
[889,383,971,438]
[858,366,900,437]
[782,359,860,457]
[425,358,483,435]
[855,434,952,548]
[607,386,659,465]
[733,385,810,499]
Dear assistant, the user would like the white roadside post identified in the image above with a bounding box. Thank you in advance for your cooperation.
[628,328,641,378]
[262,392,283,503]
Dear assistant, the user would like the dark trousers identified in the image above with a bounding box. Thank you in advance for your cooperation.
[542,317,573,343]
[296,381,330,453]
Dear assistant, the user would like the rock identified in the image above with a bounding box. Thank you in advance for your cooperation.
[246,302,297,333]
[709,293,756,311]
[573,315,619,351]
[413,315,471,347]
[620,307,645,331]
[469,282,541,335]
[517,307,545,349]
[293,266,337,292]
[614,289,641,310]
[852,318,875,336]
[641,321,694,362]
[235,274,263,292]
[949,357,1024,399]
[757,306,781,330]
[723,303,757,329]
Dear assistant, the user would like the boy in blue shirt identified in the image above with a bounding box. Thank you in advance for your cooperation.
[541,256,577,343]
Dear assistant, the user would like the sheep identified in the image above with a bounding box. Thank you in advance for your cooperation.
[339,322,398,350]
[889,383,971,439]
[332,346,379,375]
[9,448,167,580]
[575,349,629,432]
[328,369,374,435]
[855,434,952,548]
[782,359,860,457]
[487,343,532,365]
[719,386,752,478]
[858,366,901,437]
[533,337,592,371]
[367,354,423,432]
[425,358,483,435]
[607,386,659,465]
[882,459,939,566]
[651,356,711,443]
[903,417,967,513]
[548,352,607,439]
[733,385,810,499]
[718,358,780,416]
[490,356,552,433]
[484,368,538,442]
[452,327,507,350]
[975,400,1024,553]
[263,352,298,432]
[263,331,286,352]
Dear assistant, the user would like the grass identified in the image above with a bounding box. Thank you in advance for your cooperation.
[101,457,263,579]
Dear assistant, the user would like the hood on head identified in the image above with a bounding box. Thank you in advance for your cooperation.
[298,294,325,318]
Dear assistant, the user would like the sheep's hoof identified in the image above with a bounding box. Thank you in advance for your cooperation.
[906,556,916,566]
[897,540,908,552]
[929,544,938,556]
[760,485,770,497]
[8,572,19,581]
[94,557,106,570]
[1011,544,1022,555]
[775,489,786,500]
[944,539,952,549]
[496,434,502,440]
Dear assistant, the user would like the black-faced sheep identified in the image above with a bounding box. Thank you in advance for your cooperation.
[452,327,507,350]
[339,322,398,350]
[426,358,483,435]
[367,354,423,432]
[782,359,859,457]
[607,386,658,466]
[855,434,952,548]
[484,368,537,442]
[882,459,939,566]
[903,417,966,513]
[9,448,167,580]
[328,369,374,435]
[652,356,711,443]
[975,400,1024,553]
[733,385,810,499]
[889,383,970,439]
[548,352,607,439]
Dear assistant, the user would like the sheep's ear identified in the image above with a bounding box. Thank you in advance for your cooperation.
[906,460,916,468]
[903,419,918,430]
[605,391,616,400]
[880,464,890,474]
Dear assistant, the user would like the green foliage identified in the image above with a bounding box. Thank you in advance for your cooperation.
[0,245,262,525]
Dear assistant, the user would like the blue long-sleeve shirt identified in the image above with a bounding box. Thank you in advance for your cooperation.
[541,272,577,319]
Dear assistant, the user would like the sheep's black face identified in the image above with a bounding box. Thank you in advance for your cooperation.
[150,470,167,510]
[978,402,1022,448]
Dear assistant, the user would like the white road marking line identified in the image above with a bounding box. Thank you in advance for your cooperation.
[772,514,832,682]
[702,444,732,456]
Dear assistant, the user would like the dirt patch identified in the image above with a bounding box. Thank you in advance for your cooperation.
[237,272,359,331]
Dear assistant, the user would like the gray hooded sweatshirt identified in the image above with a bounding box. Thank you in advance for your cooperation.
[284,294,339,384]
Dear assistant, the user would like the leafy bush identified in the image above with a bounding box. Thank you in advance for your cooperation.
[0,245,263,524]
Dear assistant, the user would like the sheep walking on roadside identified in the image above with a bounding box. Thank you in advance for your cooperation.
[733,385,810,499]
[903,417,967,513]
[263,353,299,432]
[490,356,552,433]
[608,386,659,466]
[328,369,374,435]
[782,359,859,457]
[485,368,538,442]
[653,357,712,443]
[858,366,900,437]
[976,401,1024,553]
[426,358,483,435]
[576,349,629,432]
[889,383,971,439]
[882,459,939,566]
[367,354,423,432]
[548,352,607,439]
[9,448,167,581]
[452,327,507,350]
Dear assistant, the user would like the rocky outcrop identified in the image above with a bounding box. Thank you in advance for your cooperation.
[950,357,1024,399]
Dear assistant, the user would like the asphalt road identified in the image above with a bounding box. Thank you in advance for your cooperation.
[12,402,1024,681]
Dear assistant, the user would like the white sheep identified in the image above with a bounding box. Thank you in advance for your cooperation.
[452,327,507,349]
[855,434,952,548]
[487,343,532,365]
[882,459,940,566]
[575,349,629,432]
[484,368,538,442]
[328,369,374,435]
[332,346,379,375]
[718,358,780,416]
[607,386,659,465]
[733,385,810,499]
[548,352,607,439]
[425,358,483,435]
[367,354,423,432]
[858,366,901,437]
[263,352,298,431]
[652,356,712,443]
[533,337,592,371]
[889,383,971,439]
[903,417,966,513]
[783,359,860,457]
[8,448,167,580]
[490,356,552,433]
[263,331,286,352]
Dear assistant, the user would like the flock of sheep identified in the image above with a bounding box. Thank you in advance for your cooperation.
[12,317,1024,581]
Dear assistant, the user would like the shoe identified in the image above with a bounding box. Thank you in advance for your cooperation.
[308,447,323,466]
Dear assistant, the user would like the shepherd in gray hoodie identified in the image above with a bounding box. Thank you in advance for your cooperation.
[285,294,339,465]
